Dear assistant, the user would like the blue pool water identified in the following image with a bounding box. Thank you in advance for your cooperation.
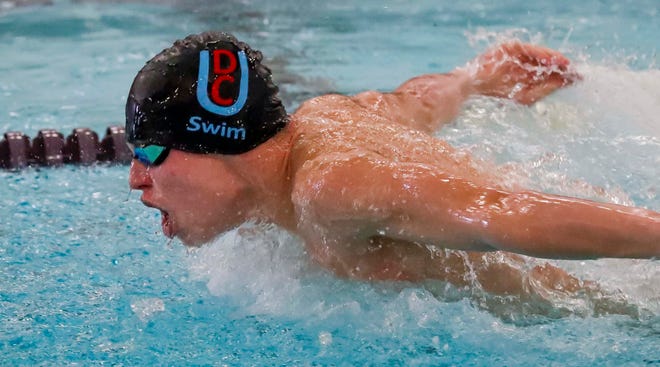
[1,0,659,365]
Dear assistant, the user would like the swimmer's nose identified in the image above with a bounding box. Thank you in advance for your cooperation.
[128,159,152,190]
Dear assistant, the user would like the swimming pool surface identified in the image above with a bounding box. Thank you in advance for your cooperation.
[1,0,659,365]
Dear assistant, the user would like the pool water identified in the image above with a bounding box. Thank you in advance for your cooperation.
[1,0,659,365]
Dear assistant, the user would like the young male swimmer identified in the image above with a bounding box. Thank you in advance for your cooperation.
[127,31,659,300]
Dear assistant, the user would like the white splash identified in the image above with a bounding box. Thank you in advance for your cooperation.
[130,297,166,321]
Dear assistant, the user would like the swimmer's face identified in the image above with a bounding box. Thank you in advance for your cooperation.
[128,149,251,246]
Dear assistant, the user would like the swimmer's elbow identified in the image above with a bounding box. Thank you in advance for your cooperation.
[476,191,552,256]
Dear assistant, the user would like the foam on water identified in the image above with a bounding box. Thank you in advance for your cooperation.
[575,65,660,138]
[180,219,659,364]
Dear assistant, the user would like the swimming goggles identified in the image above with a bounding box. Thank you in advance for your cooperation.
[128,143,170,167]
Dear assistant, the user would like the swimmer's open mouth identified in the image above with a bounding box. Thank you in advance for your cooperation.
[141,199,175,239]
[161,210,174,239]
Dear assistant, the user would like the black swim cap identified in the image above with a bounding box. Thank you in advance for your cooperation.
[126,31,288,155]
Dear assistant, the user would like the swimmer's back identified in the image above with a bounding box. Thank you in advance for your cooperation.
[289,92,490,185]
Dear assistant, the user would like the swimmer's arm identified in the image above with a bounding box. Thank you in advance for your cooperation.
[352,42,579,133]
[352,71,474,133]
[301,156,660,259]
[469,191,660,259]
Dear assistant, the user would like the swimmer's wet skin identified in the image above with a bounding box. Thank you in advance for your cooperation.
[127,31,660,304]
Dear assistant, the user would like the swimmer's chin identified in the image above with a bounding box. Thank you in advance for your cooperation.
[162,215,236,248]
[177,236,204,248]
[173,229,220,248]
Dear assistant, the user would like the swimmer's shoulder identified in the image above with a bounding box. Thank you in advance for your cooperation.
[293,91,391,129]
[294,93,357,117]
[299,90,389,108]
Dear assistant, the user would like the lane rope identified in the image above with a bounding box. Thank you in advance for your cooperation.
[0,126,131,170]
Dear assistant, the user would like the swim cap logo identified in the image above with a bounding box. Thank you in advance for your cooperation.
[196,49,249,116]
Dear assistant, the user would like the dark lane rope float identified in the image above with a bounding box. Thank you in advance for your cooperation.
[0,126,131,170]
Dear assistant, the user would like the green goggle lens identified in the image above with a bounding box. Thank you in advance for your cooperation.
[128,144,170,166]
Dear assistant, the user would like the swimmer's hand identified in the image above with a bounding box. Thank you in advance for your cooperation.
[467,41,581,105]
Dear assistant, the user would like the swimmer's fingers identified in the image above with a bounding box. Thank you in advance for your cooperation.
[506,42,582,85]
[472,41,581,104]
[494,41,560,65]
[504,42,570,69]
[513,68,578,105]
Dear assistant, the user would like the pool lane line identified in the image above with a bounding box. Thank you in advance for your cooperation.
[0,126,131,170]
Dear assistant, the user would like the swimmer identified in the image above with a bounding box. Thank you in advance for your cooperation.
[126,31,659,303]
